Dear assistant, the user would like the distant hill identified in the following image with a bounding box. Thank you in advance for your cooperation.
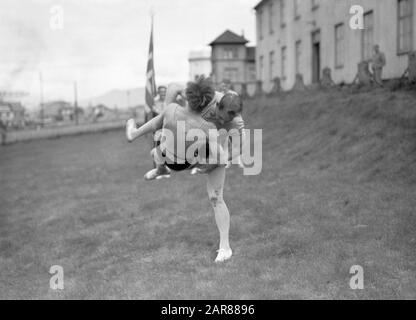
[80,87,146,109]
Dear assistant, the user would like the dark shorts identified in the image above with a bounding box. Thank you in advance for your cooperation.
[165,162,192,172]
[162,142,210,172]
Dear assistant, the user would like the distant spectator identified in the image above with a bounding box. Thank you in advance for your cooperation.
[144,85,168,164]
[219,79,234,93]
[144,85,167,123]
[371,45,386,87]
[153,85,167,115]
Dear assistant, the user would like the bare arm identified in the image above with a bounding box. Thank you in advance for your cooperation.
[228,134,243,162]
[202,138,227,172]
[226,115,245,161]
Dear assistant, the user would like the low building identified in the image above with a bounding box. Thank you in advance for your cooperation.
[209,30,256,94]
[0,102,26,128]
[254,0,416,91]
[0,105,12,123]
[91,104,114,122]
[43,100,80,122]
[188,49,212,81]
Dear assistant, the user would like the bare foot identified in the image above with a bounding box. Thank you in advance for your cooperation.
[215,248,232,263]
[144,166,171,181]
[126,119,136,142]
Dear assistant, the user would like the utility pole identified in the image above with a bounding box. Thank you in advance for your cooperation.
[74,81,78,125]
[126,90,130,109]
[39,71,44,127]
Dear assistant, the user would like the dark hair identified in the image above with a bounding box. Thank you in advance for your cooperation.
[158,85,167,91]
[185,76,215,112]
[219,92,243,112]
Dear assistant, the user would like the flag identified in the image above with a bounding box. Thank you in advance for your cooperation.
[145,17,156,113]
[145,16,158,168]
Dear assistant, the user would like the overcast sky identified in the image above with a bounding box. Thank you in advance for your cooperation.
[0,0,257,107]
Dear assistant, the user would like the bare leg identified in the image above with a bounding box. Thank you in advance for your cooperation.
[206,165,232,261]
[126,114,163,143]
[145,112,157,156]
[143,146,171,180]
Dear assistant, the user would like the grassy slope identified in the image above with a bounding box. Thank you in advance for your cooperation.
[0,87,415,299]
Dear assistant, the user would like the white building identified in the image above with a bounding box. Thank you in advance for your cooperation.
[254,0,416,91]
[188,48,212,81]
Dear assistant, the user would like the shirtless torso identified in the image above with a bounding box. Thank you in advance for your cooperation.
[158,103,217,171]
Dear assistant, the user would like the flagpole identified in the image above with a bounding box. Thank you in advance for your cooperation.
[145,8,156,113]
[145,8,157,167]
[73,81,78,125]
[150,7,156,93]
[39,71,44,128]
[150,6,155,29]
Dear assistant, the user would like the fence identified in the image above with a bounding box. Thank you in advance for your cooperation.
[2,120,126,145]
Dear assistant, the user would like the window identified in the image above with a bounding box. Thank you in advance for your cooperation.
[311,0,319,10]
[281,46,287,79]
[295,41,301,74]
[269,51,275,81]
[398,0,414,54]
[269,2,274,34]
[280,0,286,28]
[335,23,345,68]
[223,47,238,59]
[258,9,263,40]
[248,64,256,81]
[224,68,238,82]
[294,0,300,19]
[259,55,264,80]
[361,11,374,60]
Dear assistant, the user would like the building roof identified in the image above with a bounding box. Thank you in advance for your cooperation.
[246,46,256,61]
[209,30,248,46]
[8,102,24,112]
[0,102,24,113]
[254,0,270,10]
[43,100,73,116]
[188,48,211,60]
[0,105,11,112]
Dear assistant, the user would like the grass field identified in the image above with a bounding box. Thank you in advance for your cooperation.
[1,87,416,299]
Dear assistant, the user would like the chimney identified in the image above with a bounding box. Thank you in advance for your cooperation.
[241,29,245,37]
